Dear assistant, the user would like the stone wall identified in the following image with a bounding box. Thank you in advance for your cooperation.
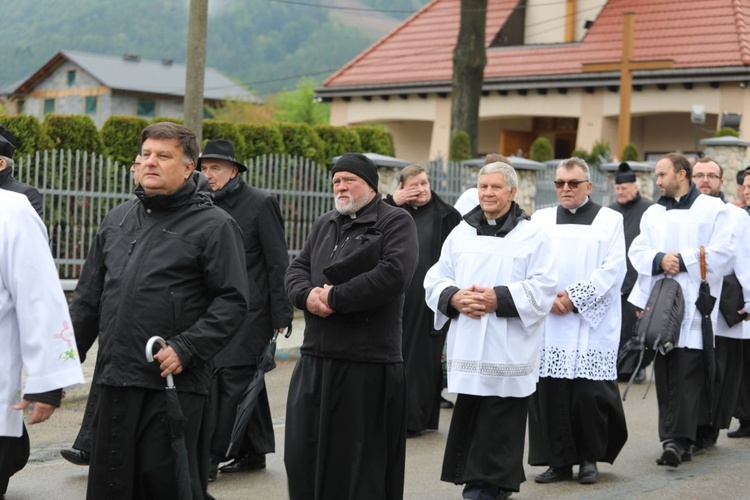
[702,142,750,204]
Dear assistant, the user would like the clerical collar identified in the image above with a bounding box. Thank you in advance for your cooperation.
[657,182,700,210]
[564,197,589,214]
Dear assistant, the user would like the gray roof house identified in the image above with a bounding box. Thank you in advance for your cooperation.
[2,50,261,127]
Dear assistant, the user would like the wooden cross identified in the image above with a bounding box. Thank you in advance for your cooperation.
[583,12,674,157]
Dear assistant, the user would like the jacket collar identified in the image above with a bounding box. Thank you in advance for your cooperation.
[335,194,380,228]
[0,165,13,187]
[135,172,210,210]
[657,181,700,210]
[209,175,244,206]
[463,201,529,237]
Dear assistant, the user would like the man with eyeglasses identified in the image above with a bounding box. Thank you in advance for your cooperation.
[609,162,654,383]
[528,157,628,486]
[691,158,750,445]
[628,153,735,467]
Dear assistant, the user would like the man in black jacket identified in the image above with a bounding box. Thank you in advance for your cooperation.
[71,123,249,500]
[0,125,43,218]
[284,153,418,500]
[198,139,294,480]
[385,165,461,436]
[609,162,654,381]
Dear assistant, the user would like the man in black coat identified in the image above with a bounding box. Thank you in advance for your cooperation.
[609,162,654,381]
[0,126,43,218]
[71,123,250,500]
[384,165,461,436]
[198,140,294,480]
[284,153,418,500]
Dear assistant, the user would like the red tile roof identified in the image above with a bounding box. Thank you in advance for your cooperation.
[323,0,750,90]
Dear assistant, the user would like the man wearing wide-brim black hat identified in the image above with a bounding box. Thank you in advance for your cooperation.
[0,125,44,218]
[198,139,294,481]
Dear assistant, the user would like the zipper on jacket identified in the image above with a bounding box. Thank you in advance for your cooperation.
[128,239,137,255]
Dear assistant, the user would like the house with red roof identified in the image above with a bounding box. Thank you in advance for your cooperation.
[318,0,750,163]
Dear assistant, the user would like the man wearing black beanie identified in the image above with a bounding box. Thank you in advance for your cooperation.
[285,152,418,499]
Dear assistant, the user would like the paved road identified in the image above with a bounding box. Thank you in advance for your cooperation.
[8,358,750,499]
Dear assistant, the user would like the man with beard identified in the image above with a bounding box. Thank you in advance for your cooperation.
[609,162,654,382]
[71,123,250,499]
[628,153,734,467]
[385,165,461,437]
[529,157,628,485]
[198,139,293,481]
[284,153,418,500]
[424,162,557,500]
[690,158,750,448]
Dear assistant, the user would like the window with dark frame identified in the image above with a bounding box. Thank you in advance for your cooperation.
[85,96,97,115]
[67,70,76,86]
[44,98,55,114]
[137,99,156,118]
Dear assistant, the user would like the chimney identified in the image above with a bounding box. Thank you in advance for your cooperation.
[123,53,141,62]
[162,58,173,66]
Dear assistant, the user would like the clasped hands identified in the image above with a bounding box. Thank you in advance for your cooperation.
[660,252,681,276]
[550,290,574,316]
[449,285,498,319]
[307,284,335,318]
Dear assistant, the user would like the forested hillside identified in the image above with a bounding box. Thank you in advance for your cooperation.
[0,0,428,96]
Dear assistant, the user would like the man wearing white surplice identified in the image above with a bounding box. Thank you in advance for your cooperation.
[424,162,557,500]
[528,157,628,486]
[628,153,735,467]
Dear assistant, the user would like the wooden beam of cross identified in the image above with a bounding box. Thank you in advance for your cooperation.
[582,12,673,157]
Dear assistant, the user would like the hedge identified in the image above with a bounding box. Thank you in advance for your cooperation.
[100,115,149,165]
[43,114,103,155]
[313,125,362,162]
[1,114,55,161]
[354,126,394,156]
[238,123,285,160]
[278,123,326,165]
[201,119,246,156]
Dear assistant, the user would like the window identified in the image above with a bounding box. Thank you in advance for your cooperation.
[17,100,25,114]
[67,70,76,86]
[85,96,98,115]
[44,98,55,114]
[137,99,156,118]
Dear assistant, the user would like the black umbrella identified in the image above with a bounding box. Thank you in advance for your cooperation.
[145,336,194,500]
[695,247,717,424]
[225,327,288,458]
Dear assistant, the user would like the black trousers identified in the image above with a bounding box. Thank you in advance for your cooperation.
[528,377,628,467]
[209,364,274,460]
[734,339,750,422]
[87,385,210,500]
[711,336,744,430]
[0,425,29,495]
[654,348,709,443]
[285,355,406,500]
[73,382,99,453]
[441,394,528,493]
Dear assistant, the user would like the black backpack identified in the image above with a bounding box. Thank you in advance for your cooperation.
[638,277,684,355]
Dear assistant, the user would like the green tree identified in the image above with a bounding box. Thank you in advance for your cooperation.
[100,115,148,165]
[238,123,285,160]
[314,125,362,162]
[273,78,330,125]
[620,143,639,162]
[43,114,103,154]
[278,122,326,164]
[354,126,394,156]
[449,131,471,161]
[530,137,554,162]
[715,126,740,138]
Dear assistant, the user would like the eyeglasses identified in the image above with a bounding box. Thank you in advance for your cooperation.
[553,179,589,189]
[692,173,721,180]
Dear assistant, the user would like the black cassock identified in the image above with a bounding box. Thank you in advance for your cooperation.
[402,203,445,433]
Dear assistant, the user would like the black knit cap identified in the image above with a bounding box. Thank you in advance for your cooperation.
[0,125,16,158]
[331,153,379,191]
[615,161,636,184]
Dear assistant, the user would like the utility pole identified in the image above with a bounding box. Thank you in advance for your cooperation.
[184,0,208,145]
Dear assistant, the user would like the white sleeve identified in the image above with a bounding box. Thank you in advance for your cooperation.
[424,231,457,331]
[507,231,558,332]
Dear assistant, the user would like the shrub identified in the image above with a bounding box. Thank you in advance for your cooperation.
[449,131,471,162]
[530,136,554,162]
[43,114,103,154]
[100,116,148,165]
[201,119,246,155]
[238,123,285,160]
[354,126,394,156]
[313,125,362,162]
[571,148,589,161]
[620,143,640,162]
[715,126,740,138]
[278,123,326,164]
[150,117,184,125]
[589,140,610,165]
[0,114,53,158]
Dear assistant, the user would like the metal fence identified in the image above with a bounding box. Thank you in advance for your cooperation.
[15,151,617,279]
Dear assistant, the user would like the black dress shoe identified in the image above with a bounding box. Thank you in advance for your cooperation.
[578,461,599,484]
[440,396,454,409]
[656,443,681,467]
[219,454,266,473]
[534,466,573,483]
[727,424,750,438]
[60,449,90,466]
